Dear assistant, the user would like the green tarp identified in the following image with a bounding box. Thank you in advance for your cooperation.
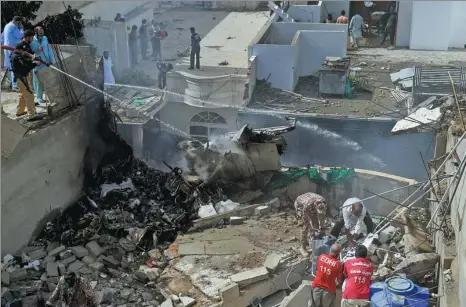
[266,167,356,191]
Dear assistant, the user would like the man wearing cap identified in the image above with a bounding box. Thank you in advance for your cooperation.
[330,197,374,246]
[310,244,343,307]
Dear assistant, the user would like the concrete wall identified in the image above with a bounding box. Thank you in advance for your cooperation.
[287,4,321,23]
[38,46,98,114]
[250,44,296,90]
[293,30,346,77]
[409,1,452,51]
[399,1,466,49]
[79,1,150,21]
[445,132,466,306]
[395,1,413,47]
[84,21,130,72]
[117,122,144,158]
[449,2,466,48]
[248,56,257,101]
[1,109,88,254]
[270,22,347,45]
[165,72,247,108]
[158,100,239,137]
[321,1,349,21]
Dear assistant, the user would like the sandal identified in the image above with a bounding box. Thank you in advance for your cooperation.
[15,112,27,117]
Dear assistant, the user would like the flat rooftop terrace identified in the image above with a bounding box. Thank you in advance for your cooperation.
[174,11,270,74]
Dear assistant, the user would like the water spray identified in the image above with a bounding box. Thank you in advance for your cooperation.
[51,65,385,167]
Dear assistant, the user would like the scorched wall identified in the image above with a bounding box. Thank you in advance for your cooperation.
[1,109,88,254]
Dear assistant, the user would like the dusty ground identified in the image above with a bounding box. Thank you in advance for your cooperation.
[162,209,306,306]
[250,47,466,119]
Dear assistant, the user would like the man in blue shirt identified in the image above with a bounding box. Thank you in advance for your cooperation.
[30,26,55,105]
[2,16,24,90]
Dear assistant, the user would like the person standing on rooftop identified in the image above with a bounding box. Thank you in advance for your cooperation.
[30,26,54,105]
[139,19,149,60]
[2,16,24,90]
[188,27,201,70]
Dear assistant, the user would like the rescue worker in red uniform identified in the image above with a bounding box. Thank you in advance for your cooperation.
[342,244,374,307]
[310,244,343,307]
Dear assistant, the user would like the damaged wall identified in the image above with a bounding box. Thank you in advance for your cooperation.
[1,109,88,254]
[438,130,466,306]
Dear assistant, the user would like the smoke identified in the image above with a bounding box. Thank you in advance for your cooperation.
[208,134,244,155]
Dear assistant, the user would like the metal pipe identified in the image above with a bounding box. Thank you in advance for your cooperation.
[374,132,466,231]
[374,175,450,235]
[426,154,466,229]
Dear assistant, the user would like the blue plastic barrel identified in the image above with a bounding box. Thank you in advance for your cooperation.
[370,276,430,307]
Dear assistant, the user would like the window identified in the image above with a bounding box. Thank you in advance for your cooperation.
[189,112,228,140]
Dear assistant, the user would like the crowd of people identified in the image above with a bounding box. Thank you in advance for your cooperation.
[2,16,54,121]
[295,192,377,307]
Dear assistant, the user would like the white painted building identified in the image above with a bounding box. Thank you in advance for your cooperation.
[396,1,466,50]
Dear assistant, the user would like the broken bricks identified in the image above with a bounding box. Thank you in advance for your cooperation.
[85,241,104,258]
[70,246,89,258]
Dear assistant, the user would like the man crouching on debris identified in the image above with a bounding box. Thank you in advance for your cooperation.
[330,198,374,247]
[310,244,343,307]
[46,272,97,307]
[295,192,328,257]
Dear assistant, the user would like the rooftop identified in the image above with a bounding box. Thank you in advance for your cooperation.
[174,11,270,74]
[132,9,270,77]
[104,84,165,124]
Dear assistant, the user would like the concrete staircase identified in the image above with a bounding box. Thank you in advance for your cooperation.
[267,1,294,22]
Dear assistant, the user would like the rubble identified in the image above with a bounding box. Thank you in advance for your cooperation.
[220,283,240,303]
[395,253,440,281]
[231,267,269,288]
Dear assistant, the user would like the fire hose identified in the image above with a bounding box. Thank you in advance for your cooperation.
[1,44,49,66]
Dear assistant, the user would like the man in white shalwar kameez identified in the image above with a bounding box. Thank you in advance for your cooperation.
[99,51,115,88]
[349,12,364,48]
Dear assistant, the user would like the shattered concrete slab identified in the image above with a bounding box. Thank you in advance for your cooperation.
[231,267,269,288]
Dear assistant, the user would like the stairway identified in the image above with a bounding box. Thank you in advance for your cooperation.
[268,1,294,22]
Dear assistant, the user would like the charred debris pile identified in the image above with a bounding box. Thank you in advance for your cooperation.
[1,102,299,306]
[1,100,226,306]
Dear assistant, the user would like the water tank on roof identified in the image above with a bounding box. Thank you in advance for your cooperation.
[370,276,430,307]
